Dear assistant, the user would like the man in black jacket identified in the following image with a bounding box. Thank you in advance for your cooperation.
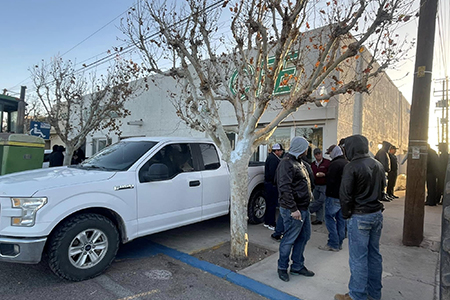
[335,135,385,300]
[264,143,284,237]
[318,144,348,252]
[387,145,399,199]
[276,136,314,282]
[375,141,391,202]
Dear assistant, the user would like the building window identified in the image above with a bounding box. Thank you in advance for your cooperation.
[92,137,112,155]
[266,127,291,151]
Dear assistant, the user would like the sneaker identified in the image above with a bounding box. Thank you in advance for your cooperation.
[278,269,289,282]
[381,197,391,202]
[389,194,399,199]
[311,220,322,225]
[271,233,282,241]
[290,267,315,277]
[263,224,275,230]
[318,244,339,252]
[334,293,352,300]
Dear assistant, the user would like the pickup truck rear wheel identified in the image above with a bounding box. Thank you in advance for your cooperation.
[47,213,119,281]
[248,189,266,224]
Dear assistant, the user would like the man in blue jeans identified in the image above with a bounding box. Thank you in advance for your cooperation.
[318,144,348,252]
[335,135,385,300]
[276,136,315,282]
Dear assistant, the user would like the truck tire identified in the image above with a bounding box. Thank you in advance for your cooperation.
[47,213,119,281]
[248,188,266,224]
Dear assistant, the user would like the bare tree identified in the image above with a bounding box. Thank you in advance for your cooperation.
[30,56,141,165]
[24,96,46,133]
[122,0,415,258]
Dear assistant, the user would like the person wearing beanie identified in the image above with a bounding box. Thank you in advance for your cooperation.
[275,136,315,282]
[318,145,348,252]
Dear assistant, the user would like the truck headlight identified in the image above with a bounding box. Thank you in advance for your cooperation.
[11,197,47,227]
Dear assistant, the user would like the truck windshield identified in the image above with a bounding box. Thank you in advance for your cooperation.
[77,141,157,171]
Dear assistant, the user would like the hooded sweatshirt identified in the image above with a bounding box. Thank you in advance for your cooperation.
[375,141,391,172]
[339,135,385,219]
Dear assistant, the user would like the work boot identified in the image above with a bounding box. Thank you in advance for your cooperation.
[278,269,289,282]
[381,196,391,202]
[318,244,339,252]
[290,266,315,277]
[271,233,282,241]
[334,293,352,300]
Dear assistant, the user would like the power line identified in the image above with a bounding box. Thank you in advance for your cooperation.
[8,0,227,94]
[7,3,136,92]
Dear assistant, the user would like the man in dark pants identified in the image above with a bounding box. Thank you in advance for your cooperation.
[425,145,440,206]
[264,143,284,236]
[309,147,330,225]
[276,136,314,282]
[319,144,348,252]
[335,135,385,300]
[387,145,398,199]
[375,141,391,202]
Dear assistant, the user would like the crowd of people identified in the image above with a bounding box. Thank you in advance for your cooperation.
[263,135,403,300]
[48,145,85,167]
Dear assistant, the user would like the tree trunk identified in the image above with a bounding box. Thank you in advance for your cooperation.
[228,158,251,259]
[63,145,74,166]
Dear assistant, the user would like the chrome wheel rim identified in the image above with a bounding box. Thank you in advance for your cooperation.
[254,195,266,219]
[68,228,108,269]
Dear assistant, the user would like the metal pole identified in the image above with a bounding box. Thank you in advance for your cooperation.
[16,86,26,134]
[443,80,446,144]
[402,0,438,246]
[353,55,363,135]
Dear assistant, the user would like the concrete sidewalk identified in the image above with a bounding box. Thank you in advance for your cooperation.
[149,190,441,300]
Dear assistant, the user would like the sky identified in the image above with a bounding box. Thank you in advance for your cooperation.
[1,0,449,149]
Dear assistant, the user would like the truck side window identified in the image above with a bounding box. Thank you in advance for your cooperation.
[139,143,194,182]
[199,143,220,170]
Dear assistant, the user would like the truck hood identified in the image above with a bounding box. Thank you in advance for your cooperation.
[0,167,116,197]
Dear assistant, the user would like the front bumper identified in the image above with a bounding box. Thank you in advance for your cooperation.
[0,236,47,264]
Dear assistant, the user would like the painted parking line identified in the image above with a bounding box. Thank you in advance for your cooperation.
[117,238,301,300]
[116,290,159,300]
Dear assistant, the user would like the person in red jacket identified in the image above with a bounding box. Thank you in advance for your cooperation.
[309,148,331,225]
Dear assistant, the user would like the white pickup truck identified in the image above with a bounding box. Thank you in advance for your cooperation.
[0,137,266,281]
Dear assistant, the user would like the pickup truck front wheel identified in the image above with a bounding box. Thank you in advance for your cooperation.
[248,189,266,224]
[47,213,119,281]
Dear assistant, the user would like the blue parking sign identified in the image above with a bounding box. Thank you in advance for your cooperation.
[29,121,50,140]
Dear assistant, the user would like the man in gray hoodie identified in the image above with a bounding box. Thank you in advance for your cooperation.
[276,136,315,282]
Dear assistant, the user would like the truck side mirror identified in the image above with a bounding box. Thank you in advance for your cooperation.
[145,163,169,181]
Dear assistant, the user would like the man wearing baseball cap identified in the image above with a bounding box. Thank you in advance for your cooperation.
[309,147,331,225]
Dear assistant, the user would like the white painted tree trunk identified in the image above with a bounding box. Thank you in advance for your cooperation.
[228,158,251,259]
[63,145,74,166]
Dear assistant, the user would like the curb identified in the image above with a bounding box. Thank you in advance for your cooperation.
[117,238,301,300]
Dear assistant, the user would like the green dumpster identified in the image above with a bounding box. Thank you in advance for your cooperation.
[0,133,45,175]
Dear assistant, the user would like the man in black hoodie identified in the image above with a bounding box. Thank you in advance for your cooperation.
[318,144,348,252]
[335,135,385,300]
[375,141,391,202]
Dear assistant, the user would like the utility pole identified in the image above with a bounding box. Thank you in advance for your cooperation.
[442,76,450,300]
[16,86,26,134]
[402,0,438,246]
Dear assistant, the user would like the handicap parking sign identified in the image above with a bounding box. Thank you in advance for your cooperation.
[29,121,50,140]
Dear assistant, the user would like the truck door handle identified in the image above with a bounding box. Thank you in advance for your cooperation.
[189,180,200,187]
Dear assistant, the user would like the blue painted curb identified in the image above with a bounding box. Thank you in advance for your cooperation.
[116,238,301,300]
[154,242,301,300]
